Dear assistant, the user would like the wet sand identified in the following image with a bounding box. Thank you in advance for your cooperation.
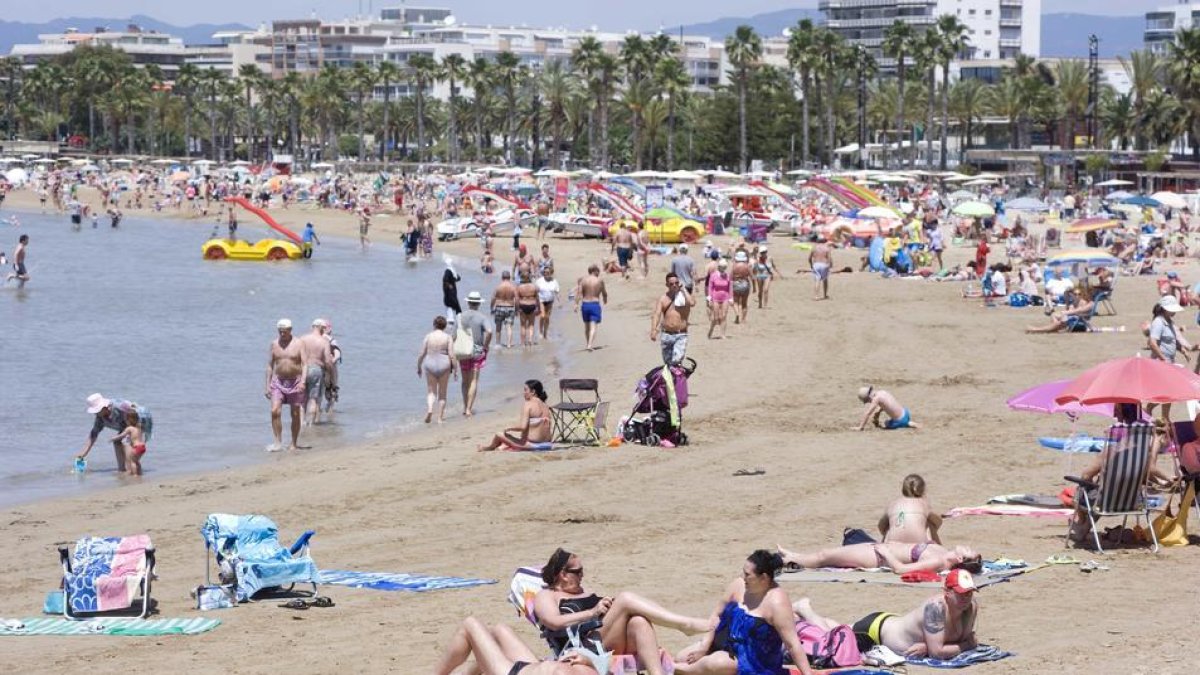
[2,185,1199,673]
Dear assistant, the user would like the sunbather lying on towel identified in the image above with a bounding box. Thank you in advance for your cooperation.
[534,548,711,675]
[879,474,943,545]
[793,569,980,660]
[434,617,598,675]
[776,541,981,575]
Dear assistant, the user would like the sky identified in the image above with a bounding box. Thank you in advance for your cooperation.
[2,0,1172,27]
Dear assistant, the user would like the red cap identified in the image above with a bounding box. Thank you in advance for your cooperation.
[945,569,977,594]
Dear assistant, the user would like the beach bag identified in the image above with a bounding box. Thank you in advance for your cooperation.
[796,621,863,668]
[194,584,236,611]
[1152,481,1194,547]
[453,321,475,359]
[1008,292,1029,307]
[841,527,877,546]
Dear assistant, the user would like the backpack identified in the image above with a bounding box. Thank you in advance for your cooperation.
[453,320,475,359]
[796,621,863,668]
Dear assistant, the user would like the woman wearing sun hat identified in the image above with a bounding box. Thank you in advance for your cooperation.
[75,393,153,472]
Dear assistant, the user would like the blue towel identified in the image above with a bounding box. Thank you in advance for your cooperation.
[318,570,495,592]
[907,645,1013,668]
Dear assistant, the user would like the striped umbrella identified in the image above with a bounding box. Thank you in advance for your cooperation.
[1064,217,1121,233]
[1045,250,1121,267]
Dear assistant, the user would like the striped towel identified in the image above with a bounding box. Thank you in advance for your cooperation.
[0,617,220,636]
[318,570,495,592]
[907,645,1013,668]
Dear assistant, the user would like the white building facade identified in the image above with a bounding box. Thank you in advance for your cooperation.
[1145,1,1200,54]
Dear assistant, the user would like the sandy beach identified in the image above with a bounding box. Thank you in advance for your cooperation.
[3,187,1199,674]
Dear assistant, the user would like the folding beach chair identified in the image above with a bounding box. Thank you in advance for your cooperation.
[59,535,155,620]
[1065,423,1159,553]
[201,514,319,602]
[550,378,604,445]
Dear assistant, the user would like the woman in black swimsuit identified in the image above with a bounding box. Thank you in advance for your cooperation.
[434,616,598,675]
[532,548,711,675]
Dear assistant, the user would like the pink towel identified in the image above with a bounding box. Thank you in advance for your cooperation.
[945,505,1073,518]
[96,535,150,611]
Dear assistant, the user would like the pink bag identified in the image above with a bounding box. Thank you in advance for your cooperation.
[795,621,863,668]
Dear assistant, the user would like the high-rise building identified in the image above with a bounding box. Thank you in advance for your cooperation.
[819,0,1041,67]
[1145,1,1199,54]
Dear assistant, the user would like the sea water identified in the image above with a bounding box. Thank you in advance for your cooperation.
[0,210,565,507]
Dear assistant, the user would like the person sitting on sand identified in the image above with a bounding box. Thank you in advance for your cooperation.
[879,474,943,545]
[478,379,553,451]
[533,548,712,675]
[776,541,980,575]
[793,569,979,659]
[1025,288,1096,334]
[855,386,919,430]
[434,617,599,675]
[674,550,815,675]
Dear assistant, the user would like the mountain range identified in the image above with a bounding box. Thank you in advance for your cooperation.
[0,11,1150,61]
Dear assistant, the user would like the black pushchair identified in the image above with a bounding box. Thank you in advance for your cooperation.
[621,358,696,447]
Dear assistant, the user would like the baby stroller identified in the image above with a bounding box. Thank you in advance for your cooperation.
[621,358,696,447]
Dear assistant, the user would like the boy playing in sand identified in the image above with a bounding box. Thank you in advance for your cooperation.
[112,411,147,476]
[855,385,919,430]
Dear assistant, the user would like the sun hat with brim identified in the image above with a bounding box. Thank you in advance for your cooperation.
[466,291,483,303]
[86,393,111,414]
[1160,296,1184,313]
[945,569,977,594]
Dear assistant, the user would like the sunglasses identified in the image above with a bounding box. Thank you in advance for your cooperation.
[564,567,583,576]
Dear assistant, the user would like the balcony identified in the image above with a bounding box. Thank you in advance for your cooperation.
[820,0,924,9]
[827,16,935,29]
[1000,0,1022,6]
[1000,18,1022,28]
[999,37,1022,48]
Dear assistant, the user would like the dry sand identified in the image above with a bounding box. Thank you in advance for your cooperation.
[2,187,1198,673]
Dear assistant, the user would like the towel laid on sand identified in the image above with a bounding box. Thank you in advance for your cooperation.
[986,493,1064,508]
[318,570,495,592]
[906,645,1012,668]
[944,504,1073,518]
[0,617,219,636]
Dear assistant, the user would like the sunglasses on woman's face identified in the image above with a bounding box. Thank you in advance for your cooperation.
[564,567,583,575]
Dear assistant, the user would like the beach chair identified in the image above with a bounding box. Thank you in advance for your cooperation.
[59,535,155,620]
[1064,423,1159,553]
[201,514,319,602]
[550,378,604,445]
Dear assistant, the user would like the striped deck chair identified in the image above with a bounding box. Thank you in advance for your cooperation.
[1065,423,1159,553]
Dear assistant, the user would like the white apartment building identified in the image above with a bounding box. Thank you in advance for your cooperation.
[820,0,1041,67]
[1145,1,1199,54]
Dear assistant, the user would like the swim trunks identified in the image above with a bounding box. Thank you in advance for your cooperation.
[131,443,147,457]
[885,408,913,429]
[617,247,632,268]
[270,375,306,407]
[851,611,897,652]
[493,305,515,326]
[15,262,26,276]
[304,365,325,404]
[459,352,487,372]
[581,301,602,323]
[812,262,830,280]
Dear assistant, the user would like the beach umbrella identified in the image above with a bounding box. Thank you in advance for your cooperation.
[1064,217,1121,233]
[4,168,29,185]
[1005,197,1049,211]
[1007,379,1118,418]
[32,158,56,164]
[1151,192,1188,210]
[644,207,681,220]
[964,178,996,186]
[1103,190,1132,201]
[947,189,976,202]
[80,164,100,172]
[150,159,175,165]
[874,175,911,184]
[311,162,334,169]
[951,201,995,217]
[1045,250,1120,267]
[857,205,901,219]
[786,169,812,176]
[1121,195,1161,207]
[669,170,702,181]
[1095,179,1133,187]
[1056,356,1200,406]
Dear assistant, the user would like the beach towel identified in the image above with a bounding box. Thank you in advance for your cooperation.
[944,505,1073,518]
[906,645,1013,668]
[0,617,220,636]
[317,570,495,592]
[501,442,557,452]
[986,494,1064,508]
[64,535,152,613]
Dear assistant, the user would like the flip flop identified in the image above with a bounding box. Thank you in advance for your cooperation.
[309,596,335,608]
[733,468,766,477]
[280,598,308,610]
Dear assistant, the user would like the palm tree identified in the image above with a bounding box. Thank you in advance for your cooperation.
[725,25,763,172]
[0,57,23,140]
[655,56,690,170]
[541,59,576,169]
[1053,60,1089,149]
[172,64,199,157]
[1118,49,1162,150]
[987,75,1023,149]
[441,53,467,163]
[850,46,877,168]
[816,29,845,167]
[949,78,986,163]
[237,64,266,162]
[621,78,656,170]
[935,15,970,170]
[786,19,820,168]
[465,58,493,160]
[915,28,941,168]
[1166,28,1200,159]
[642,98,669,168]
[409,54,441,163]
[493,51,522,164]
[199,67,225,160]
[347,62,376,163]
[1100,91,1136,151]
[374,60,400,162]
[882,21,915,168]
[571,36,604,167]
[279,72,304,156]
[594,53,622,169]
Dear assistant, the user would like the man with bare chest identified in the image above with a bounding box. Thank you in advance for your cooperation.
[299,318,335,427]
[491,271,518,348]
[650,272,694,365]
[266,318,308,451]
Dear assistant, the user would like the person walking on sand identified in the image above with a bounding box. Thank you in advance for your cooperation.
[855,385,919,430]
[611,222,635,279]
[651,272,694,366]
[705,258,732,339]
[809,241,832,300]
[5,234,28,288]
[417,315,458,423]
[536,266,561,341]
[490,270,518,348]
[730,250,752,324]
[299,318,335,427]
[752,247,781,309]
[670,243,696,294]
[456,292,495,417]
[636,224,651,278]
[266,318,307,451]
[575,264,608,351]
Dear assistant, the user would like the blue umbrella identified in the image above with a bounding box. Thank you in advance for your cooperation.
[1005,197,1049,211]
[1121,195,1162,207]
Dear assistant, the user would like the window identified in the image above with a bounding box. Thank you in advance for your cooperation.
[985,9,992,15]
[984,30,992,35]
[984,50,991,58]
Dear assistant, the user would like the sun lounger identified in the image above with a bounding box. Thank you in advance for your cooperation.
[201,514,319,602]
[59,535,154,620]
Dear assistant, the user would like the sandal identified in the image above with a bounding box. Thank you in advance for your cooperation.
[280,598,308,610]
[309,596,335,608]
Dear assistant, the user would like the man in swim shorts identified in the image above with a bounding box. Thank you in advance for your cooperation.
[611,222,634,279]
[651,272,694,366]
[5,234,28,288]
[491,270,518,348]
[266,318,308,451]
[299,318,335,428]
[793,569,979,659]
[809,241,832,301]
[575,264,608,351]
[855,385,919,430]
[456,292,495,417]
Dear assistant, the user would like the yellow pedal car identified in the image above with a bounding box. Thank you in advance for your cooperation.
[201,238,303,261]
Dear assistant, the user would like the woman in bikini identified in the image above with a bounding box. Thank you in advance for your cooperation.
[417,315,458,424]
[478,380,553,451]
[674,550,814,675]
[751,248,779,309]
[776,541,981,575]
[533,548,712,675]
[434,616,598,675]
[730,251,753,325]
[516,271,542,348]
[878,474,942,545]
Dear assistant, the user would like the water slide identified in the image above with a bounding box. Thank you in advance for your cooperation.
[584,183,645,220]
[224,196,301,244]
[832,177,890,208]
[463,186,524,211]
[608,176,646,197]
[804,178,868,209]
[747,180,800,212]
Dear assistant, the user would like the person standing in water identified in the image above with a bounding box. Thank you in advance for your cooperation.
[301,222,320,259]
[5,234,29,288]
[443,261,463,322]
[299,319,335,428]
[266,319,307,451]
